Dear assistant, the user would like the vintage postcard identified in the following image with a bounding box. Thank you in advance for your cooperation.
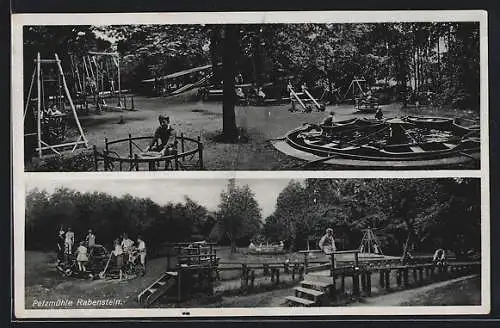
[11,10,490,319]
[12,11,488,172]
[15,173,489,318]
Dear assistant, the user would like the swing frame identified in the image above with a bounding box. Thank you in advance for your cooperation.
[24,52,88,158]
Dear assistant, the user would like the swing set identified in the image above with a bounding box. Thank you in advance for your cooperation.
[71,51,134,111]
[341,78,367,102]
[24,53,88,158]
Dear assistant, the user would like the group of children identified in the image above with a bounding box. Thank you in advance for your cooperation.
[56,227,147,278]
[57,227,96,273]
[111,233,147,280]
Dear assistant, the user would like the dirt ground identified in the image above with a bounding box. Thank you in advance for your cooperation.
[75,91,479,170]
[350,274,481,306]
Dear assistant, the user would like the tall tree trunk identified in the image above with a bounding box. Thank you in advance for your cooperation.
[222,24,238,140]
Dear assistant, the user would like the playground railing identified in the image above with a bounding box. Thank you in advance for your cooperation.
[93,133,204,171]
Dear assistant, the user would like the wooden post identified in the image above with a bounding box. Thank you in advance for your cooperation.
[197,136,203,170]
[174,149,179,170]
[250,270,255,289]
[366,271,372,296]
[384,269,390,291]
[413,268,418,285]
[263,263,269,276]
[117,55,122,107]
[360,271,367,294]
[396,269,402,287]
[403,268,409,288]
[93,145,98,170]
[36,53,42,158]
[379,269,385,288]
[128,134,133,158]
[134,154,139,171]
[352,268,360,297]
[303,252,309,274]
[418,267,424,284]
[181,133,185,160]
[275,268,280,284]
[131,95,134,110]
[340,273,345,295]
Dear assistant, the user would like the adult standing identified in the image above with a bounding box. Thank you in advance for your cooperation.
[56,227,66,264]
[318,228,337,269]
[136,235,147,276]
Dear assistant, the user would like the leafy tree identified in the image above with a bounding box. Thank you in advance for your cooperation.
[214,179,262,252]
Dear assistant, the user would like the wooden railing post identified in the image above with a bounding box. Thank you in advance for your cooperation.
[93,145,98,171]
[181,133,185,160]
[197,136,204,170]
[384,269,390,291]
[352,267,360,297]
[403,268,409,288]
[128,134,133,158]
[134,154,139,171]
[303,252,309,274]
[366,271,372,296]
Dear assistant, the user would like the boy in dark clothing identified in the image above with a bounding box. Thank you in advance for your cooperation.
[147,115,176,154]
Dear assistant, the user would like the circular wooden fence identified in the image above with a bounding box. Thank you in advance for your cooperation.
[93,133,204,171]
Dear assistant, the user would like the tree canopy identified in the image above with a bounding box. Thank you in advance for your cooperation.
[25,22,480,110]
[262,178,480,257]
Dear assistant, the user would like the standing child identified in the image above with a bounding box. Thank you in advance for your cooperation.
[75,241,89,272]
[64,227,75,263]
[113,239,124,280]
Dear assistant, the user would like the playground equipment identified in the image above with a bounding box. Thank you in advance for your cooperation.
[24,53,89,158]
[72,51,135,112]
[285,246,480,307]
[272,115,480,169]
[341,78,367,102]
[248,241,285,255]
[142,64,214,96]
[358,228,383,255]
[288,84,325,112]
[138,242,218,306]
[93,133,204,171]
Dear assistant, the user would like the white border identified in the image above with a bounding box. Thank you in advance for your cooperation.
[12,10,490,318]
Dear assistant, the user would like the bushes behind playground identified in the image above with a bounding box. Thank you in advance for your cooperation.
[26,149,95,172]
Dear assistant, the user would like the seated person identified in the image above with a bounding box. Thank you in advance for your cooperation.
[236,87,245,99]
[146,115,176,155]
[432,248,446,265]
[257,87,266,103]
[321,111,336,126]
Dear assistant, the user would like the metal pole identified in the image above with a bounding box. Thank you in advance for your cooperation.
[36,53,42,158]
[117,55,122,107]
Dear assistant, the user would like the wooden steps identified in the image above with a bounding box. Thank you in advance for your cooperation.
[285,274,333,307]
[285,296,315,307]
[137,271,178,306]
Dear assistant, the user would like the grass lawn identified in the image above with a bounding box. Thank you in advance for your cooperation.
[67,91,479,170]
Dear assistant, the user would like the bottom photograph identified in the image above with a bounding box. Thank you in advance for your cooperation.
[21,177,483,314]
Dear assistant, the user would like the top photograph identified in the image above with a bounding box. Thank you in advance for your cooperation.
[19,17,484,171]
